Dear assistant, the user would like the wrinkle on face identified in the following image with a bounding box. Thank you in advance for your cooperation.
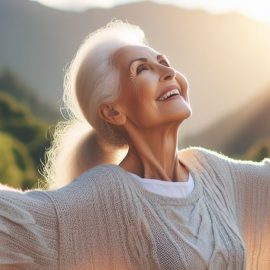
[110,44,191,129]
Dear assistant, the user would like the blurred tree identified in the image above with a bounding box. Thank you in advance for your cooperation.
[244,137,270,161]
[0,92,53,189]
[0,131,37,189]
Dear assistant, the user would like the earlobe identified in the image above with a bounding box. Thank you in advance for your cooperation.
[99,103,126,126]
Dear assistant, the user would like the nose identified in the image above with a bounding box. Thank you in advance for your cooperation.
[159,65,176,81]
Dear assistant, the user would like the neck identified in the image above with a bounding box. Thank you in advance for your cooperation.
[119,123,188,182]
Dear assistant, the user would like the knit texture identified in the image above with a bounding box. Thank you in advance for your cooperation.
[0,187,58,269]
[0,147,269,269]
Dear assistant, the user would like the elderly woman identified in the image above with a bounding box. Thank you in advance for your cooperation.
[0,20,269,270]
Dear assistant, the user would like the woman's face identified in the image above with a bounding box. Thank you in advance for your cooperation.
[112,45,191,128]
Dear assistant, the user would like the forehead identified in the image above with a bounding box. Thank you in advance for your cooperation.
[112,45,160,67]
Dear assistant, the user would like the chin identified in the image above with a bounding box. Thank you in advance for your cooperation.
[173,105,192,124]
[185,105,192,118]
[178,102,192,117]
[164,110,191,127]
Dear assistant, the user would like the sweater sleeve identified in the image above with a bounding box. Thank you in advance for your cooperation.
[0,184,58,270]
[224,157,270,225]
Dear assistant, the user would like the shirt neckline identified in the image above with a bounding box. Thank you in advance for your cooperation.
[108,148,203,206]
[128,172,192,186]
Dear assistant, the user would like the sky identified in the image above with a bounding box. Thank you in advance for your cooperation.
[31,0,270,24]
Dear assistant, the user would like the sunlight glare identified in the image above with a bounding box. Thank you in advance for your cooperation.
[31,0,270,24]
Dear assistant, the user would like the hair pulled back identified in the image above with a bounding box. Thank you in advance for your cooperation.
[42,20,148,189]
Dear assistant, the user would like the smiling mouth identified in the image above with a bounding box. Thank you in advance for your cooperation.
[157,88,181,101]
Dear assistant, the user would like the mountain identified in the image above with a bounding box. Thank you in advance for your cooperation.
[0,69,59,122]
[0,0,270,138]
[183,87,270,156]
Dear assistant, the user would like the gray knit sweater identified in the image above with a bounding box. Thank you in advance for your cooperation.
[0,147,270,270]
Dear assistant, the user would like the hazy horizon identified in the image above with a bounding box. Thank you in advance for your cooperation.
[30,0,270,24]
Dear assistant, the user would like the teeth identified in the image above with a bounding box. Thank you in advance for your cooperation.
[158,89,180,101]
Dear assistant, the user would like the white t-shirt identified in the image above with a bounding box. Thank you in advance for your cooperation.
[128,172,194,198]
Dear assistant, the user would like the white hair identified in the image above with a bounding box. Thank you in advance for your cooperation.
[41,20,148,189]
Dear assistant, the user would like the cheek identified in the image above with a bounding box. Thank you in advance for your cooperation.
[131,93,162,127]
[136,72,157,90]
[122,88,160,127]
[131,74,158,104]
[120,73,162,126]
[132,79,158,112]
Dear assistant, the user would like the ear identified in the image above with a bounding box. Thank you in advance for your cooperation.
[98,103,127,126]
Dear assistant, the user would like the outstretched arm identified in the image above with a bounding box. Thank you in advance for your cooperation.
[0,186,58,269]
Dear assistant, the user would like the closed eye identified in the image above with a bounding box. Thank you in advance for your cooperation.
[136,63,149,74]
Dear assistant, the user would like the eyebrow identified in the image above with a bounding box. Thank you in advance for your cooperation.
[129,54,166,71]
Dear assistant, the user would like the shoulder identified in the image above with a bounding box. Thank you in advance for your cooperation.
[179,146,270,180]
[185,146,270,169]
[178,146,242,179]
[73,164,121,187]
[55,164,122,191]
[178,146,232,166]
[45,164,129,208]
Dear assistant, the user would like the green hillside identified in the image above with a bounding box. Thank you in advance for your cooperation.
[0,91,53,190]
[0,69,60,122]
[0,131,36,189]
